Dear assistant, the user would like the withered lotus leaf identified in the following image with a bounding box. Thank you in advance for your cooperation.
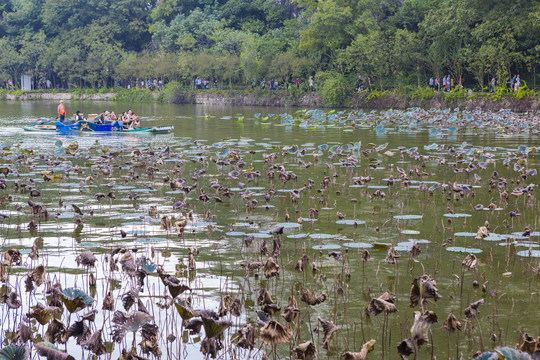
[81,329,107,356]
[475,226,489,240]
[102,291,114,311]
[263,257,280,278]
[410,310,438,346]
[186,318,203,334]
[260,320,292,346]
[174,300,198,321]
[75,251,97,267]
[443,313,462,332]
[234,324,255,350]
[397,338,414,356]
[6,291,22,309]
[61,288,93,313]
[301,288,327,306]
[27,265,46,287]
[362,249,371,262]
[409,275,442,308]
[121,288,138,311]
[67,320,90,344]
[4,249,22,266]
[218,294,232,317]
[294,341,318,360]
[82,309,97,322]
[318,317,339,350]
[341,339,376,360]
[44,318,68,344]
[258,288,274,306]
[200,337,221,359]
[465,299,485,318]
[230,295,242,317]
[35,342,75,360]
[201,316,232,339]
[385,246,400,264]
[137,298,149,314]
[366,292,397,316]
[163,277,190,298]
[519,333,537,354]
[112,310,153,343]
[282,306,299,323]
[29,243,39,260]
[14,323,33,343]
[462,254,478,270]
[26,305,60,325]
[139,323,161,357]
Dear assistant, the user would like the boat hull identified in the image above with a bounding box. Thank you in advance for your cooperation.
[23,120,173,134]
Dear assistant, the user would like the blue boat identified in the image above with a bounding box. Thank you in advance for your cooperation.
[24,118,173,134]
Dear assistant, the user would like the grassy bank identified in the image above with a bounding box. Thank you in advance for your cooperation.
[1,82,538,111]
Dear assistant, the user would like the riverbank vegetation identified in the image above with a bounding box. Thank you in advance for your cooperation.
[0,0,538,100]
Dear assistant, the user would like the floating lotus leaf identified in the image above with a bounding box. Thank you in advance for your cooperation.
[517,250,540,258]
[443,213,472,218]
[0,345,29,360]
[446,247,482,254]
[61,288,93,313]
[312,244,341,250]
[342,242,373,249]
[394,215,423,220]
[288,145,298,154]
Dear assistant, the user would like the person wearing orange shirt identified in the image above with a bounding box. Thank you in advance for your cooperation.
[57,100,66,122]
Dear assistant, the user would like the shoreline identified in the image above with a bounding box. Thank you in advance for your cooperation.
[1,89,538,112]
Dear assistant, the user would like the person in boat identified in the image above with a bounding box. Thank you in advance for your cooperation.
[95,112,105,124]
[75,111,84,121]
[129,113,140,130]
[57,100,66,122]
[121,112,131,129]
[103,111,111,123]
[110,111,117,121]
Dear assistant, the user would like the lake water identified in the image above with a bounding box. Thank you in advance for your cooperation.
[0,100,538,359]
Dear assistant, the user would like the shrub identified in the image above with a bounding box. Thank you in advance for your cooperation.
[318,72,355,107]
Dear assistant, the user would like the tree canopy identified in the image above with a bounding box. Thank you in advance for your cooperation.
[0,0,537,89]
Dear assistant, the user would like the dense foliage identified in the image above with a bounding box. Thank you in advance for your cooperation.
[0,0,538,92]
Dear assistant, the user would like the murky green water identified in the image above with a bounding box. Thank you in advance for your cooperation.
[0,100,538,360]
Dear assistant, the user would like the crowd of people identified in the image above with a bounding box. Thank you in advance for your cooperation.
[427,75,464,92]
[58,101,140,130]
